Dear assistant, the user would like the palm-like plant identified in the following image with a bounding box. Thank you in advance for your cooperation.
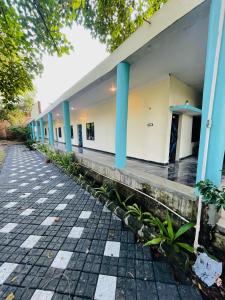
[144,213,194,253]
[125,203,153,222]
[113,190,133,210]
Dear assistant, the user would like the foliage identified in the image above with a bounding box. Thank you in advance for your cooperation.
[0,0,84,108]
[8,125,30,141]
[25,139,35,150]
[0,0,166,109]
[125,203,154,222]
[113,190,133,210]
[196,180,225,211]
[0,91,34,125]
[79,0,167,52]
[94,183,114,199]
[144,213,194,254]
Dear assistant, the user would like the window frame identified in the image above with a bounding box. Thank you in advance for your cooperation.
[86,122,95,141]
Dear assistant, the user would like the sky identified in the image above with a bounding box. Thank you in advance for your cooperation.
[34,25,109,111]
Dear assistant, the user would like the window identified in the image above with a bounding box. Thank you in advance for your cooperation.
[71,125,74,139]
[44,128,47,136]
[86,122,95,140]
[192,116,201,142]
[58,127,62,138]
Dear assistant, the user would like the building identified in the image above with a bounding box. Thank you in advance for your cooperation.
[30,0,225,233]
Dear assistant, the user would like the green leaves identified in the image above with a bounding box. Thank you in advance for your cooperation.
[145,213,194,255]
[196,180,225,210]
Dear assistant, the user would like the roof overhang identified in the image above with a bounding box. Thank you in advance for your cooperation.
[170,105,202,116]
[36,0,209,121]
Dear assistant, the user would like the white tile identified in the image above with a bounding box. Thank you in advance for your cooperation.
[9,180,17,183]
[38,174,45,177]
[19,175,26,179]
[46,170,51,173]
[104,241,120,257]
[47,189,57,195]
[79,211,92,219]
[36,197,48,204]
[103,206,111,213]
[68,227,84,239]
[55,204,67,211]
[41,217,57,226]
[6,189,17,194]
[0,262,18,284]
[65,194,75,200]
[31,290,54,300]
[50,176,57,179]
[20,193,31,199]
[33,186,42,190]
[10,168,16,171]
[29,172,35,174]
[20,235,41,249]
[56,183,64,187]
[20,182,29,187]
[4,202,17,208]
[51,250,73,269]
[0,223,17,233]
[94,275,117,300]
[19,170,24,173]
[112,214,121,221]
[30,178,37,181]
[42,180,50,184]
[20,209,34,216]
[9,174,16,177]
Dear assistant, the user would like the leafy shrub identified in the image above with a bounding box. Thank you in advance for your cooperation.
[144,213,194,254]
[196,179,225,210]
[125,203,154,222]
[8,125,30,141]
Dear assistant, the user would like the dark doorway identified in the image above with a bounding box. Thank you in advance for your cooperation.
[169,114,179,162]
[55,128,58,142]
[77,124,83,147]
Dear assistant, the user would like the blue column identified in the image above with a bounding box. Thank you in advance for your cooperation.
[115,62,130,168]
[35,121,39,142]
[196,0,225,186]
[63,100,72,152]
[48,112,54,146]
[39,118,44,144]
[31,122,35,140]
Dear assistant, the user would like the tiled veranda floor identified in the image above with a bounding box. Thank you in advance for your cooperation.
[0,145,202,299]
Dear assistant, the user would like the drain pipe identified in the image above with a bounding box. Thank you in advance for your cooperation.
[193,1,225,251]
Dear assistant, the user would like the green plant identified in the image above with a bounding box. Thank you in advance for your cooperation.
[125,203,153,222]
[113,190,133,210]
[196,180,225,210]
[94,183,114,198]
[8,125,30,141]
[144,213,194,254]
[25,139,35,150]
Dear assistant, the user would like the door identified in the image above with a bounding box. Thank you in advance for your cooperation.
[77,124,83,147]
[169,114,179,163]
[55,128,58,142]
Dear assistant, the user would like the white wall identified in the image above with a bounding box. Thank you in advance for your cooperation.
[49,75,201,164]
[169,75,201,160]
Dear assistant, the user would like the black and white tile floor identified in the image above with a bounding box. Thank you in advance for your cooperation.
[0,145,202,299]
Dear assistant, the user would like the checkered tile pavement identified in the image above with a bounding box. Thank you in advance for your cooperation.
[0,145,202,299]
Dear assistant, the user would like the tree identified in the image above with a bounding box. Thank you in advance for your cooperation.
[79,0,167,52]
[0,0,166,109]
[0,90,34,125]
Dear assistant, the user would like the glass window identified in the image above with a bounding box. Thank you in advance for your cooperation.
[71,125,74,139]
[86,122,95,140]
[58,127,62,138]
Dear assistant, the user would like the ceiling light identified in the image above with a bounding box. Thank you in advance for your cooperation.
[109,85,116,92]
